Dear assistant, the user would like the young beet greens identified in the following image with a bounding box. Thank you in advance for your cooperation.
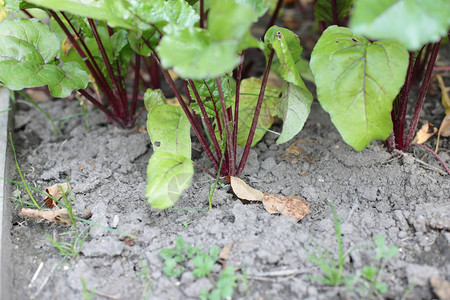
[1,0,449,209]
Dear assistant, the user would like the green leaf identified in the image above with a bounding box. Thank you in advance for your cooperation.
[158,25,240,79]
[236,0,270,17]
[189,76,235,117]
[147,103,191,158]
[264,26,313,144]
[362,266,377,280]
[350,0,450,51]
[310,26,408,150]
[237,77,281,147]
[314,0,353,24]
[276,82,312,144]
[158,0,260,79]
[129,0,199,31]
[25,0,134,29]
[144,88,165,112]
[145,151,194,209]
[208,0,257,41]
[127,29,159,56]
[0,19,88,97]
[375,282,388,294]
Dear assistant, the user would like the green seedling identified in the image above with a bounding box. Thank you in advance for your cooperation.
[346,235,399,298]
[9,132,40,209]
[138,259,152,300]
[160,237,240,300]
[45,225,90,258]
[307,204,346,286]
[200,266,240,300]
[308,204,399,298]
[81,277,96,300]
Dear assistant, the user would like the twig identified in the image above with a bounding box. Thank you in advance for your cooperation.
[411,144,450,175]
[28,262,44,288]
[393,150,447,175]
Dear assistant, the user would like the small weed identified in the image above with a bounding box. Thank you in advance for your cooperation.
[45,225,90,258]
[182,221,189,228]
[138,259,152,300]
[308,203,399,298]
[307,204,346,285]
[81,277,96,300]
[9,132,40,209]
[160,237,240,300]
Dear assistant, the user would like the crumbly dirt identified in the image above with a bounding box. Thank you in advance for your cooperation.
[8,83,449,300]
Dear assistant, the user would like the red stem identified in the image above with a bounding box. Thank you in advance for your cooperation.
[131,55,141,117]
[200,0,205,28]
[203,80,223,136]
[141,39,220,171]
[433,66,450,71]
[237,50,275,176]
[188,80,223,165]
[60,12,107,91]
[411,144,450,175]
[233,53,245,174]
[331,0,339,25]
[78,89,121,125]
[216,77,234,176]
[393,52,415,149]
[404,41,441,150]
[88,19,126,119]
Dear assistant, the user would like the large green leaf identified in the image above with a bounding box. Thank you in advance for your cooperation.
[158,0,261,79]
[25,0,134,29]
[310,26,408,150]
[350,0,450,51]
[0,19,88,97]
[314,0,353,24]
[189,76,235,117]
[147,103,191,158]
[264,26,313,144]
[276,82,312,144]
[158,26,240,79]
[128,0,199,31]
[236,0,270,17]
[237,77,281,147]
[145,151,194,209]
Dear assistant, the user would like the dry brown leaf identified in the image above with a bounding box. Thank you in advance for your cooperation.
[435,75,450,115]
[435,113,450,153]
[263,193,311,221]
[219,243,234,261]
[230,176,264,201]
[430,277,450,300]
[412,122,437,144]
[43,183,72,207]
[19,207,68,223]
[18,208,92,227]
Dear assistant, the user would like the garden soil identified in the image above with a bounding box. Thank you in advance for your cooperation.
[8,88,450,300]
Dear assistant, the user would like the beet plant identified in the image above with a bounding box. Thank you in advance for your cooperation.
[310,0,450,152]
[0,0,314,208]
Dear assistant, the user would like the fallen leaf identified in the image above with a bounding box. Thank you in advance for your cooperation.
[263,193,311,221]
[435,113,450,153]
[43,183,72,207]
[230,176,264,201]
[19,207,68,223]
[120,237,135,247]
[219,243,234,261]
[412,122,437,144]
[430,277,450,300]
[435,75,450,115]
[18,207,93,227]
